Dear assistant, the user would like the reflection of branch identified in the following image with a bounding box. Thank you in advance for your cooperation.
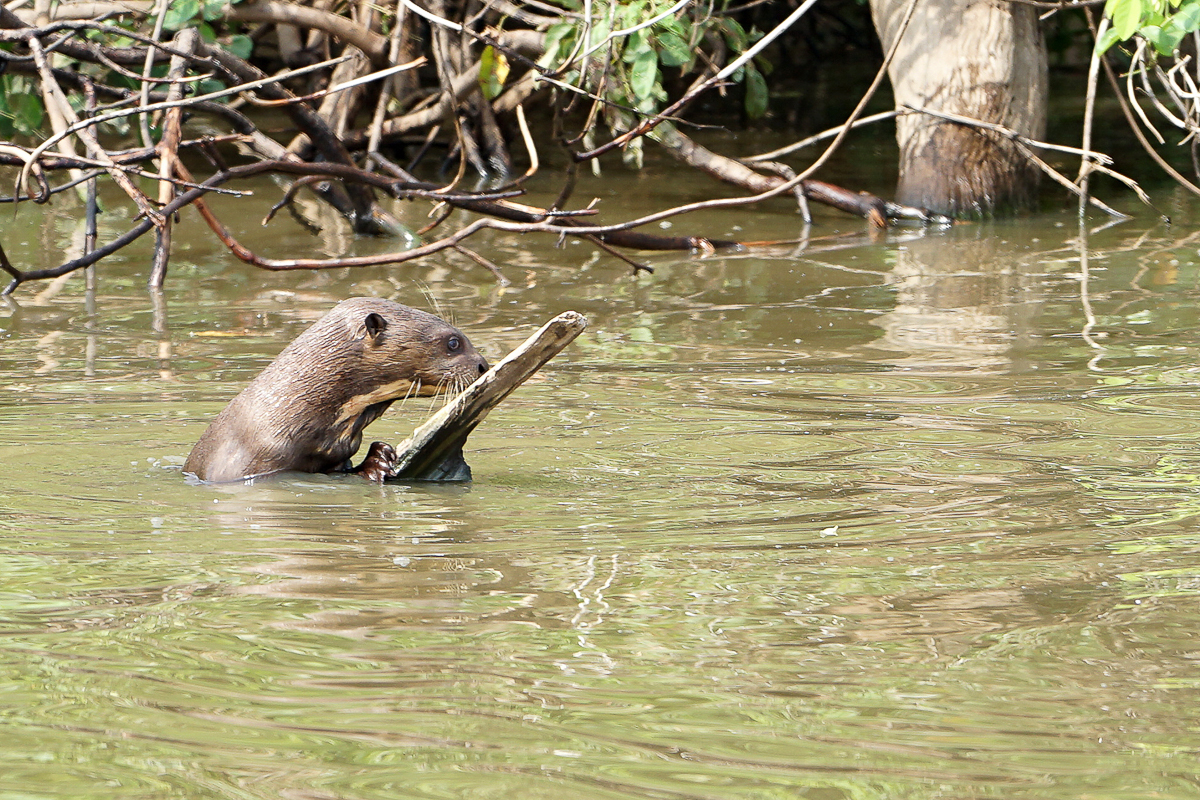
[1076,222,1106,371]
[0,243,17,285]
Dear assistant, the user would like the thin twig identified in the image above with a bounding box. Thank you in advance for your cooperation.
[138,0,169,149]
[1091,13,1200,203]
[452,244,510,284]
[17,52,354,192]
[746,110,901,162]
[29,36,162,222]
[366,0,407,159]
[1126,39,1165,144]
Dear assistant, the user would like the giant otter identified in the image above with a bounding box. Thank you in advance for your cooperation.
[184,297,488,483]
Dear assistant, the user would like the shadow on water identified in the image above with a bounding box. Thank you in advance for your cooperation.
[5,165,1200,798]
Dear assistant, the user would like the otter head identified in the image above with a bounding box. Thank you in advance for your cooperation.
[325,298,489,430]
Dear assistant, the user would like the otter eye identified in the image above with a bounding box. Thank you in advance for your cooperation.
[447,336,461,352]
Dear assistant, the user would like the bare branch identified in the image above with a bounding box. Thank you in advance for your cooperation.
[226,0,391,63]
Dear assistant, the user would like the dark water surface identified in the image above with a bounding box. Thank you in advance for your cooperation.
[4,163,1200,799]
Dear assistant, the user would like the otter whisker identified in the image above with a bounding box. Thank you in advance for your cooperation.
[428,374,453,414]
[396,379,422,411]
[418,284,450,325]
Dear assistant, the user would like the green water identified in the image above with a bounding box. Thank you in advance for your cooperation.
[4,167,1200,798]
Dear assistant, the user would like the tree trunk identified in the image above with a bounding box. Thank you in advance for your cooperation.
[869,0,1047,216]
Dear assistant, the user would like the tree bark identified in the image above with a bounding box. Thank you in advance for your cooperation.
[869,0,1047,216]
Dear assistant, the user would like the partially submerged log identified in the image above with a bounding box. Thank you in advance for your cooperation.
[870,0,1048,216]
[389,311,588,482]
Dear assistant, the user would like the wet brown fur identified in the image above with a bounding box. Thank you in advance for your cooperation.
[184,297,488,482]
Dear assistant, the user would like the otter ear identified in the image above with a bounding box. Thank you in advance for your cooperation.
[363,312,387,342]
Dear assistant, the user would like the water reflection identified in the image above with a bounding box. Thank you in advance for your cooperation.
[874,225,1039,371]
[8,185,1200,798]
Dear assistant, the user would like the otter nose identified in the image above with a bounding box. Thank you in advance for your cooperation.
[477,359,488,375]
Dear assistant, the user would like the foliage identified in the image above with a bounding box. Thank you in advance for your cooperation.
[1099,0,1200,54]
[157,0,252,54]
[539,0,770,167]
[479,46,510,101]
[0,75,44,138]
[0,0,252,139]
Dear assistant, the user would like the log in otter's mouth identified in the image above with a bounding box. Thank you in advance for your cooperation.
[384,310,588,482]
[183,297,488,484]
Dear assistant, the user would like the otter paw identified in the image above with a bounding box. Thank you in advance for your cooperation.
[354,441,398,482]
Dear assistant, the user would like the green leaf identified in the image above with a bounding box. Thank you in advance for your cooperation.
[479,45,510,101]
[13,92,44,135]
[1165,1,1200,36]
[1106,0,1144,39]
[622,137,644,170]
[656,31,689,67]
[539,22,575,68]
[200,0,224,20]
[629,47,658,102]
[623,30,650,63]
[622,0,647,29]
[587,20,610,49]
[1143,23,1185,53]
[1178,0,1200,26]
[657,16,686,38]
[196,78,225,95]
[161,0,200,31]
[227,33,253,59]
[721,18,747,51]
[0,79,16,138]
[1095,23,1124,52]
[744,64,768,119]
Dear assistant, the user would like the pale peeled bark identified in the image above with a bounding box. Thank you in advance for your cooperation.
[870,0,1047,216]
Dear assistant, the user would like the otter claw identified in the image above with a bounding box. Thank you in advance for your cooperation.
[354,441,398,482]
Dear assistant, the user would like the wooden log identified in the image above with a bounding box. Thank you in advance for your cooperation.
[869,0,1047,216]
[388,310,588,481]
